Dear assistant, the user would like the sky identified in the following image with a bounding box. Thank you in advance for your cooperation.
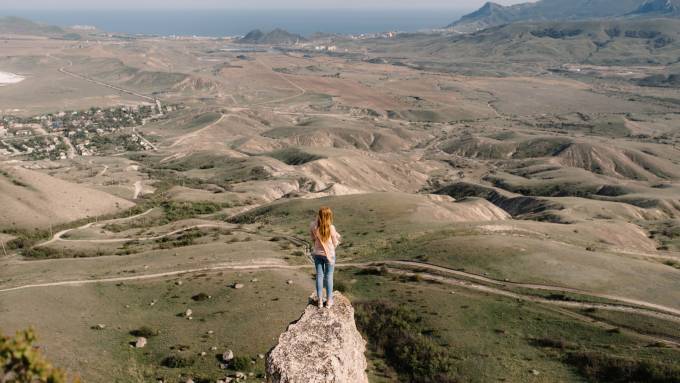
[1,0,530,10]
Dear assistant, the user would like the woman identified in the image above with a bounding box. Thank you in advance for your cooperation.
[310,207,341,309]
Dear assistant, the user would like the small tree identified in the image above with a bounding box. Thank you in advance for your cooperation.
[1,328,77,383]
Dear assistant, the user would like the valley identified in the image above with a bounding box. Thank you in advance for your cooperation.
[1,9,680,383]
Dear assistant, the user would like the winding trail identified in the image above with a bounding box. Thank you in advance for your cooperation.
[19,212,680,323]
[252,58,307,106]
[37,208,155,247]
[167,113,226,150]
[2,258,680,330]
[97,165,109,177]
[132,180,143,200]
[56,57,156,103]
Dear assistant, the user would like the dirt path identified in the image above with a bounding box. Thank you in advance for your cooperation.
[132,126,158,151]
[62,136,77,159]
[133,180,143,200]
[25,211,680,321]
[252,58,307,106]
[168,113,226,150]
[387,260,680,317]
[97,165,109,177]
[36,208,155,247]
[2,258,679,334]
[55,57,156,103]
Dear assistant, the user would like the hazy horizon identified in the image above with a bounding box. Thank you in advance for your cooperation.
[0,0,531,10]
[1,8,470,36]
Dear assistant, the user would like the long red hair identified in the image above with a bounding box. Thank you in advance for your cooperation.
[316,207,333,243]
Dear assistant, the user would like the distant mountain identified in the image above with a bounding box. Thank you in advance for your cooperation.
[0,16,64,35]
[384,18,680,74]
[238,28,306,45]
[447,0,662,33]
[631,0,680,16]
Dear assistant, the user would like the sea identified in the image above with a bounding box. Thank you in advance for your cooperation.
[1,9,466,37]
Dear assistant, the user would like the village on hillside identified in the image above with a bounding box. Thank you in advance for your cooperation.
[0,102,177,160]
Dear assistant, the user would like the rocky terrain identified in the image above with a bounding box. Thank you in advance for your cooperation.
[266,293,368,383]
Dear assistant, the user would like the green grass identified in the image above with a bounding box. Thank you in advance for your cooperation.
[355,300,457,383]
[335,268,680,383]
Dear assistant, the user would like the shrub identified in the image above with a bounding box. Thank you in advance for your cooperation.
[530,337,578,350]
[129,326,159,338]
[565,351,680,383]
[1,328,76,382]
[334,280,348,293]
[230,356,252,371]
[161,355,195,368]
[161,201,223,222]
[355,301,457,383]
[355,266,389,276]
[191,293,210,302]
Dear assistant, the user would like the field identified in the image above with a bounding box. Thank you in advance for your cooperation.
[1,18,680,383]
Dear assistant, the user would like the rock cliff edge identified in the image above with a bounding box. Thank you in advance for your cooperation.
[266,293,369,383]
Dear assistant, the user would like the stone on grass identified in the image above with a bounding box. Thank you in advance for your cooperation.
[530,369,540,376]
[222,349,234,362]
[135,337,147,348]
[233,283,244,289]
[286,280,293,285]
[184,308,193,317]
[257,353,264,359]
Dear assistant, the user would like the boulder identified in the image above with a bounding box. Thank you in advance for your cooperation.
[222,349,234,362]
[135,337,147,348]
[266,292,368,383]
[233,283,244,289]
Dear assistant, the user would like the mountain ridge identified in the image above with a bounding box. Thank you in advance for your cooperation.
[448,0,678,33]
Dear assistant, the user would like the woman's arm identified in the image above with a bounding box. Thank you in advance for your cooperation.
[331,225,341,247]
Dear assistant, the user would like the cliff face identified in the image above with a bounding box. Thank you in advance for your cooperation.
[266,293,369,383]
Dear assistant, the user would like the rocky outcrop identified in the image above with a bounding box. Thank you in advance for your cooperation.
[266,293,368,383]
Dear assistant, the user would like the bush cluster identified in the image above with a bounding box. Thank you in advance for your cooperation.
[354,300,457,383]
[565,351,680,383]
[1,328,76,382]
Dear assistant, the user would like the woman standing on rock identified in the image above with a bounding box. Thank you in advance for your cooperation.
[310,207,341,309]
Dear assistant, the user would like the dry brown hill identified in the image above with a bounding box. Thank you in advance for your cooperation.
[0,166,134,230]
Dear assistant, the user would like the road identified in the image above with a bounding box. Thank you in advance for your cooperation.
[253,58,307,106]
[13,211,680,327]
[132,126,159,151]
[56,57,156,103]
[168,113,226,149]
[30,217,680,318]
[1,257,679,336]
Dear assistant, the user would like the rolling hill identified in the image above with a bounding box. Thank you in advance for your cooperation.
[387,18,680,67]
[238,28,306,45]
[447,0,676,33]
[0,166,134,230]
[0,16,64,35]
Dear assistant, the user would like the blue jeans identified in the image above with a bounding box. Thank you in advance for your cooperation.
[313,255,334,303]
